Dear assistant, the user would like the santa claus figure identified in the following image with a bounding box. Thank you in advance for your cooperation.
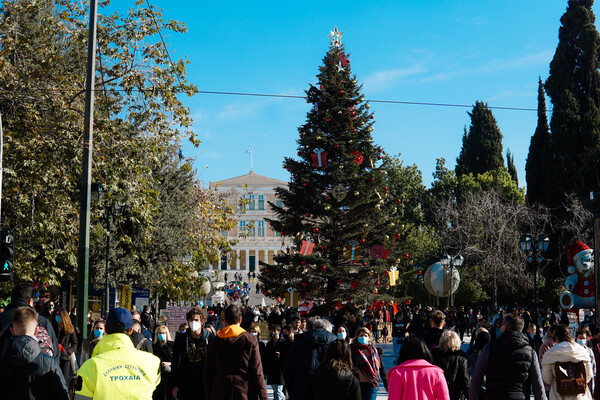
[559,240,595,309]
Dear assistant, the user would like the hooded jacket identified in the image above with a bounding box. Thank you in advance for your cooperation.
[0,335,69,400]
[74,333,161,400]
[541,341,593,400]
[304,364,361,400]
[203,325,268,400]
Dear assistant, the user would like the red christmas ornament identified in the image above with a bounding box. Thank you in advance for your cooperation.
[370,177,375,182]
[377,155,382,160]
[362,262,367,266]
[327,118,331,122]
[265,269,270,273]
[405,299,411,305]
[320,85,323,89]
[334,144,339,148]
[397,199,402,204]
[352,129,356,132]
[349,297,354,302]
[337,279,342,284]
[302,282,307,286]
[321,265,326,271]
[355,101,359,105]
[301,261,306,265]
[370,115,374,119]
[384,270,389,275]
[378,147,382,152]
[321,246,327,250]
[403,253,410,259]
[359,239,365,244]
[351,151,364,165]
[305,213,311,217]
[303,183,308,187]
[286,168,291,171]
[297,151,301,156]
[313,228,319,233]
[351,280,359,289]
[339,90,343,94]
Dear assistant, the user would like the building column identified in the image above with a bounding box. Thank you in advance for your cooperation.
[245,250,250,272]
[236,250,241,270]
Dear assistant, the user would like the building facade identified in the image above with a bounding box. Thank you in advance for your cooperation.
[207,170,290,276]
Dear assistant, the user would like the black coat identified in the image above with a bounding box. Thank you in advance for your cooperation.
[284,329,338,400]
[431,348,470,400]
[130,330,153,353]
[58,330,77,361]
[171,328,213,400]
[0,335,69,400]
[153,340,174,363]
[303,364,361,400]
[0,301,60,364]
[264,339,285,385]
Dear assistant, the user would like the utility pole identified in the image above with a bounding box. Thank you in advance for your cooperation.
[77,0,98,340]
[584,191,600,328]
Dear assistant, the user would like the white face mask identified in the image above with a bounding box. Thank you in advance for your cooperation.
[251,332,258,337]
[189,320,201,332]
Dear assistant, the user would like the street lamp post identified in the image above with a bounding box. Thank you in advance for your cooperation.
[519,234,550,315]
[583,191,600,328]
[440,254,464,307]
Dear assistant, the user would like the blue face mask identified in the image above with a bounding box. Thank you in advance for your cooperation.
[338,331,347,340]
[158,333,167,342]
[93,329,103,338]
[358,336,369,345]
[55,315,61,323]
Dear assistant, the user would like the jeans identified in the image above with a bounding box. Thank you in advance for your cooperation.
[359,383,378,400]
[272,384,285,400]
[393,337,404,364]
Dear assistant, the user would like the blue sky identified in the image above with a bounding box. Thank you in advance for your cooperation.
[112,1,597,187]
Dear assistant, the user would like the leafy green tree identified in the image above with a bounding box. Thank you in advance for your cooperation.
[455,101,505,177]
[260,31,399,303]
[0,0,199,288]
[545,0,600,206]
[526,78,551,205]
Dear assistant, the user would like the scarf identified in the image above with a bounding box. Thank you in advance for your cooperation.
[351,343,380,387]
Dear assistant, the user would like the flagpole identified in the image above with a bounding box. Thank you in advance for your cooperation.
[250,145,253,171]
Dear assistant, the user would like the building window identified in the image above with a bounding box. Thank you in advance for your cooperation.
[239,220,246,235]
[249,220,256,237]
[248,195,255,210]
[239,195,246,211]
[275,229,282,237]
[221,230,228,237]
[258,194,265,210]
[257,221,265,237]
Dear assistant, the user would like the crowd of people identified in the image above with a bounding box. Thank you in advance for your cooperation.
[0,281,599,400]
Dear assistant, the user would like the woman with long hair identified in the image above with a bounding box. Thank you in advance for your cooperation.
[350,327,388,400]
[56,307,78,383]
[153,324,174,400]
[541,324,593,400]
[431,330,470,400]
[80,318,105,364]
[304,339,361,400]
[388,335,449,399]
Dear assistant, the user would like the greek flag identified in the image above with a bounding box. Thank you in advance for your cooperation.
[245,146,252,156]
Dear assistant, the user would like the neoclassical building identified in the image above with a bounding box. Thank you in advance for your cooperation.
[208,170,291,275]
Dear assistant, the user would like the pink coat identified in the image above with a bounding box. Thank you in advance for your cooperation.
[388,359,450,400]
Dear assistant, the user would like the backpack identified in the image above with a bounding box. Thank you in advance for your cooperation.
[35,326,54,357]
[555,361,587,396]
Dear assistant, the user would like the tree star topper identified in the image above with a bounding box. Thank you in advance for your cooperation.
[329,26,344,47]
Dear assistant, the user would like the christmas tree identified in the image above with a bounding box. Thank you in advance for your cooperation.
[260,28,403,304]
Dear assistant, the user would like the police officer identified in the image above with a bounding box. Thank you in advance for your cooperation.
[74,307,161,400]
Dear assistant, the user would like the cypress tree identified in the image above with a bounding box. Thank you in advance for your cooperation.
[455,101,504,177]
[526,78,551,205]
[506,149,518,186]
[545,0,600,205]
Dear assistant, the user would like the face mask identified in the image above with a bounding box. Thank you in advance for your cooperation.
[270,331,279,339]
[577,339,587,347]
[93,329,103,338]
[158,333,167,342]
[189,321,201,332]
[55,316,61,323]
[338,331,347,339]
[88,313,91,318]
[529,333,535,339]
[251,332,258,337]
[358,336,369,345]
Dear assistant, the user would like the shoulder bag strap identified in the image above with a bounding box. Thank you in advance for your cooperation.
[136,338,148,350]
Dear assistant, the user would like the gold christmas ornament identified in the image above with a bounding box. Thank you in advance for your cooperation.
[354,191,360,196]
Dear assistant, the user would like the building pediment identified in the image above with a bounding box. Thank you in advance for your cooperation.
[212,170,288,187]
